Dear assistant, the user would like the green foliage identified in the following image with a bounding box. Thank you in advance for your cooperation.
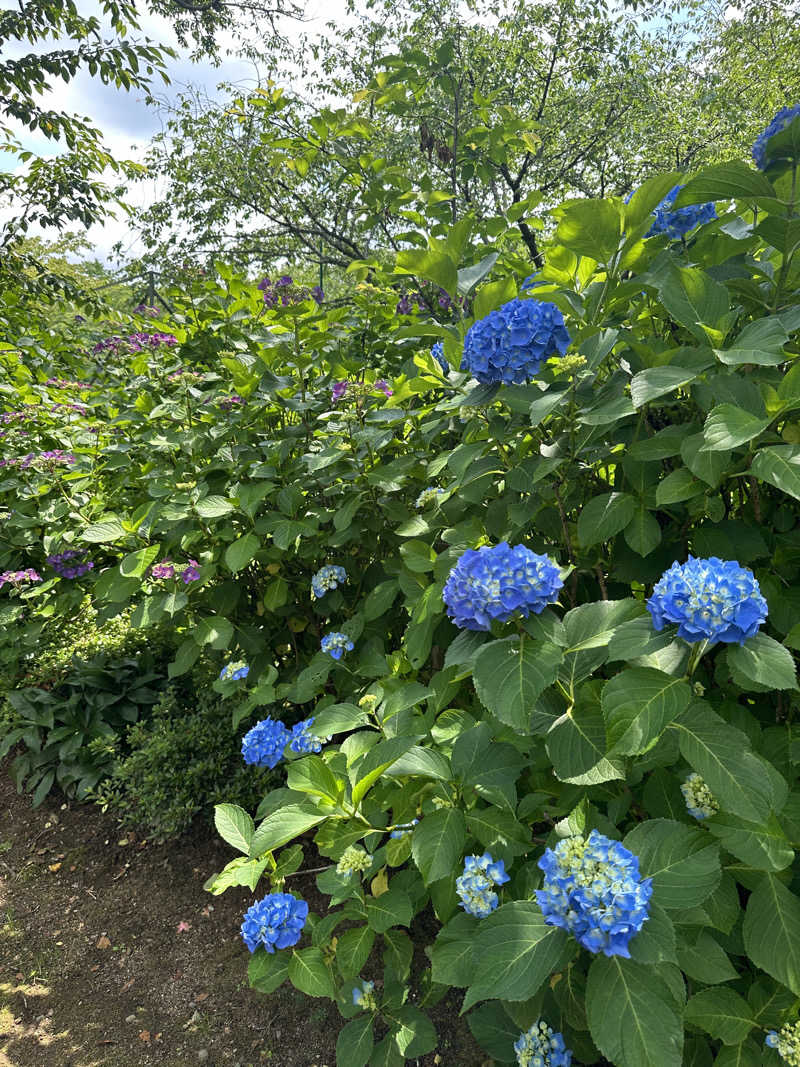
[4,79,800,1067]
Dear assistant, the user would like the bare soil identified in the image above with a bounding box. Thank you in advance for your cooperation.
[0,767,487,1067]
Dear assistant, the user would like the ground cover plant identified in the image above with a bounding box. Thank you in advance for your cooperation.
[3,101,800,1067]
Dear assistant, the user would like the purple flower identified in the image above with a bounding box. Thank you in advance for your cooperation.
[374,379,393,397]
[0,568,41,589]
[181,560,201,583]
[219,394,244,410]
[47,548,94,579]
[150,560,176,580]
[332,381,348,402]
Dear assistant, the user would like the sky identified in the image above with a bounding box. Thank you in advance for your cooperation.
[2,0,353,266]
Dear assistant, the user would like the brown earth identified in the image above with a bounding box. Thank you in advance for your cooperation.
[0,767,487,1067]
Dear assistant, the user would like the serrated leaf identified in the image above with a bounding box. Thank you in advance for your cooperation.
[214,803,254,854]
[248,950,289,993]
[685,987,755,1045]
[727,633,797,691]
[336,1016,374,1067]
[336,925,375,978]
[602,668,691,755]
[225,532,260,573]
[411,808,466,886]
[577,492,636,547]
[288,947,335,998]
[743,875,800,995]
[623,818,721,908]
[473,636,562,732]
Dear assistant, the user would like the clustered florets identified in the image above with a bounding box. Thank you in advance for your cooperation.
[289,718,328,755]
[311,564,347,600]
[766,1021,800,1064]
[443,542,563,631]
[0,568,41,589]
[455,852,509,918]
[240,892,308,953]
[644,184,716,239]
[352,980,377,1011]
[462,298,571,385]
[47,548,93,578]
[536,830,652,958]
[220,661,250,682]
[681,772,718,820]
[257,275,323,308]
[753,104,800,170]
[415,487,447,509]
[336,845,372,876]
[430,341,449,374]
[514,1021,572,1067]
[0,450,77,470]
[149,559,201,583]
[647,556,767,645]
[320,631,354,660]
[241,717,291,769]
[93,332,177,354]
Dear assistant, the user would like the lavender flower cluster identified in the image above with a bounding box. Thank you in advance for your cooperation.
[93,332,177,354]
[47,548,94,578]
[257,275,324,308]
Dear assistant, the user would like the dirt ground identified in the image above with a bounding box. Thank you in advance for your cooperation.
[0,766,488,1067]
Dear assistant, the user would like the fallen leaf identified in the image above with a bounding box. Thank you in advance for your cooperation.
[48,863,62,873]
[96,935,112,950]
[195,992,209,1002]
[138,1030,151,1044]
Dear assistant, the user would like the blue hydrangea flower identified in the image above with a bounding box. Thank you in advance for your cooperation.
[514,1020,572,1067]
[311,564,347,599]
[240,892,308,953]
[431,341,449,374]
[644,184,716,239]
[462,298,571,385]
[352,980,376,1010]
[321,631,354,660]
[764,1021,800,1063]
[455,852,510,918]
[389,819,418,838]
[647,556,767,645]
[289,717,328,755]
[753,104,800,170]
[536,830,652,958]
[521,273,541,291]
[241,717,290,769]
[220,661,249,682]
[681,772,718,820]
[443,542,563,631]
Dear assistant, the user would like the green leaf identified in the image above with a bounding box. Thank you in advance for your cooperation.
[431,919,477,987]
[624,506,662,557]
[463,902,573,1009]
[467,1003,519,1063]
[119,545,161,577]
[384,746,452,781]
[546,701,610,781]
[676,931,738,985]
[366,886,412,933]
[711,1039,763,1066]
[288,947,335,998]
[626,901,677,965]
[681,432,729,487]
[672,705,773,822]
[411,808,466,886]
[751,445,800,501]
[336,926,375,979]
[656,468,706,506]
[457,252,499,296]
[555,198,623,263]
[81,519,127,543]
[706,812,794,871]
[248,950,289,993]
[393,1005,437,1057]
[195,494,235,518]
[352,737,418,806]
[624,171,683,228]
[250,803,328,857]
[363,580,399,621]
[473,276,518,320]
[586,955,683,1067]
[714,315,791,367]
[336,1017,374,1067]
[602,668,692,756]
[703,405,770,451]
[658,266,729,338]
[213,803,254,855]
[727,633,797,691]
[473,636,563,732]
[623,819,720,908]
[577,492,636,547]
[194,615,234,650]
[286,755,342,802]
[672,161,775,204]
[630,366,700,407]
[395,249,457,297]
[225,532,260,573]
[743,875,800,995]
[312,703,370,736]
[685,987,755,1045]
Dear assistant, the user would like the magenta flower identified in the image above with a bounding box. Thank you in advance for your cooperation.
[0,568,41,589]
[150,560,176,580]
[374,380,393,398]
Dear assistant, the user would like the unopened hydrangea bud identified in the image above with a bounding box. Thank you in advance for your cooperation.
[681,772,718,820]
[352,980,377,1011]
[336,845,372,876]
[415,487,447,509]
[358,693,378,709]
[765,1020,800,1064]
[514,1020,572,1067]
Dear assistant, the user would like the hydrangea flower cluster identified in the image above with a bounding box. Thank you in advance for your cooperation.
[218,394,245,410]
[336,845,372,876]
[374,379,393,398]
[681,772,719,820]
[167,369,204,383]
[753,104,800,169]
[0,568,41,589]
[149,559,201,583]
[289,717,329,754]
[47,549,93,578]
[257,275,323,308]
[536,830,652,957]
[352,980,377,1011]
[396,285,459,315]
[1,450,77,470]
[321,631,354,659]
[240,893,309,953]
[415,487,447,509]
[766,1022,800,1064]
[443,542,563,631]
[456,852,509,918]
[430,341,449,374]
[332,381,348,402]
[389,819,419,839]
[644,184,717,239]
[514,1021,572,1067]
[311,564,347,599]
[93,332,177,354]
[46,378,91,390]
[462,298,571,385]
[133,303,160,316]
[241,717,291,769]
[647,556,767,645]
[220,661,249,682]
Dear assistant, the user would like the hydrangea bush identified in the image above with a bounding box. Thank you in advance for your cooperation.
[3,112,800,1065]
